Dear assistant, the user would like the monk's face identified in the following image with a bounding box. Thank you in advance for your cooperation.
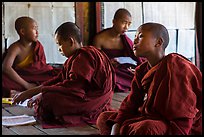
[21,20,38,42]
[133,26,158,57]
[113,14,132,34]
[55,34,74,58]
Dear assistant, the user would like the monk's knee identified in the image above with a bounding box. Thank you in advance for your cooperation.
[96,111,115,135]
[125,119,168,135]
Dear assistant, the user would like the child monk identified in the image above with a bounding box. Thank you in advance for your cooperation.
[96,22,202,135]
[2,16,61,97]
[93,8,145,93]
[12,22,116,128]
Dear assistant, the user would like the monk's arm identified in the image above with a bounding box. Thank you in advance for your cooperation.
[2,46,36,89]
[12,85,43,104]
[42,51,95,98]
[42,71,63,86]
[113,75,145,124]
[12,70,64,104]
[152,58,202,134]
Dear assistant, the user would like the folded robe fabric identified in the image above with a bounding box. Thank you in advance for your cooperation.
[100,53,202,135]
[101,34,145,92]
[2,41,61,97]
[34,46,116,128]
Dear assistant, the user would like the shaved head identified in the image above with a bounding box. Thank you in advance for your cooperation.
[15,16,36,34]
[55,22,82,44]
[113,8,131,20]
[139,22,169,49]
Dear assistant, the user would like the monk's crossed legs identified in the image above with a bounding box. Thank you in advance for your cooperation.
[121,119,168,135]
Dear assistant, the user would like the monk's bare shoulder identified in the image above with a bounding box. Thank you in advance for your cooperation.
[7,41,22,54]
[3,41,21,64]
[94,29,111,49]
[2,41,22,67]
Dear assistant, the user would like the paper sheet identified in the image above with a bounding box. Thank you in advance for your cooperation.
[2,114,36,127]
[17,99,29,107]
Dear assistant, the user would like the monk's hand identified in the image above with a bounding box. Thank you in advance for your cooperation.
[127,66,135,74]
[12,86,41,105]
[12,91,28,105]
[111,123,120,135]
[10,90,21,98]
[27,97,37,108]
[111,58,120,67]
[27,93,42,108]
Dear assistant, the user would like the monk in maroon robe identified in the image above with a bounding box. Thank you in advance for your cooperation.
[2,16,60,97]
[13,22,115,128]
[93,8,145,93]
[2,41,60,97]
[96,22,202,135]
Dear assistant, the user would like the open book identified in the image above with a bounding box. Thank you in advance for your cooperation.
[2,114,36,127]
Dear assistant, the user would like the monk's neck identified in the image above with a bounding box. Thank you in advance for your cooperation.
[71,42,83,54]
[18,38,33,47]
[75,42,83,49]
[109,28,121,38]
[147,52,165,68]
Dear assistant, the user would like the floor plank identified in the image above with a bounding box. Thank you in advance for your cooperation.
[2,108,13,116]
[113,91,129,102]
[34,124,99,135]
[111,100,121,110]
[9,125,47,135]
[4,105,35,116]
[2,91,129,135]
[2,126,18,135]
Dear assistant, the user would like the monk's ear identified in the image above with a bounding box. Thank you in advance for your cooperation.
[69,37,75,46]
[19,28,25,36]
[155,37,164,47]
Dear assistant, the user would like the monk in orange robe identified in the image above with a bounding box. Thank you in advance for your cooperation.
[13,22,115,128]
[96,22,202,135]
[2,16,60,97]
[93,8,145,93]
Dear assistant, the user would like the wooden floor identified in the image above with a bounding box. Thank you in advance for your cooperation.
[2,92,129,135]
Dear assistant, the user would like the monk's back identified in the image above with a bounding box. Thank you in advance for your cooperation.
[77,46,115,92]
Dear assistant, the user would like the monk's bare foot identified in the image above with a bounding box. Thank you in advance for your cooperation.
[10,90,21,98]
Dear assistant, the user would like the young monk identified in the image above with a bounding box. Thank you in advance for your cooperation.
[93,8,145,93]
[12,22,115,128]
[96,22,202,135]
[2,16,61,97]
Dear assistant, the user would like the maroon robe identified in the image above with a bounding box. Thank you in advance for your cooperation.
[35,46,115,128]
[101,34,145,92]
[2,41,61,97]
[97,53,202,135]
